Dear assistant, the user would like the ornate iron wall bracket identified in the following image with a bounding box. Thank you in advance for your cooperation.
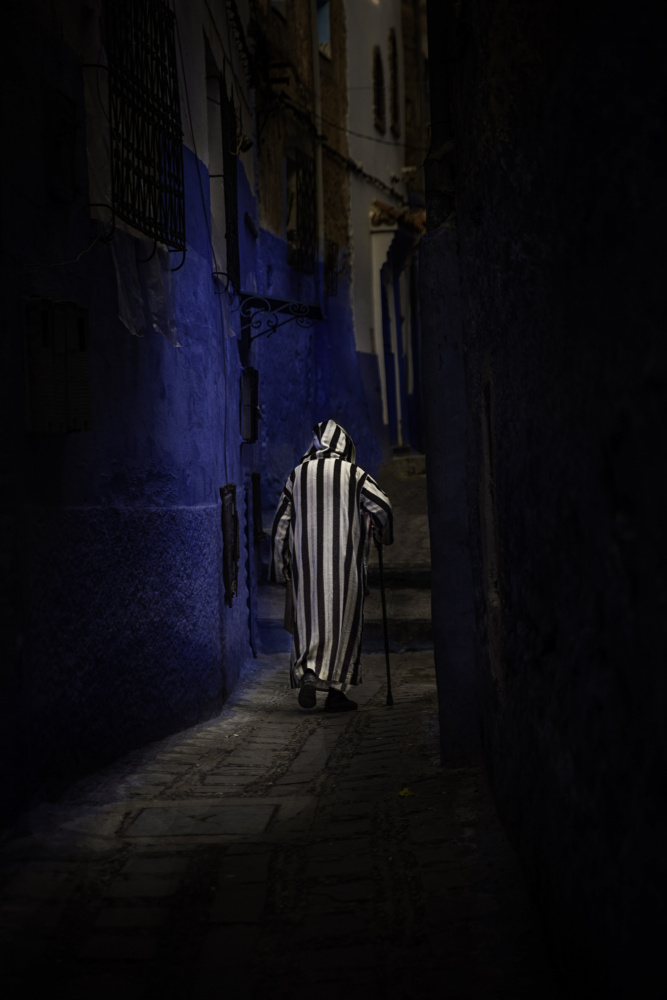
[239,293,323,341]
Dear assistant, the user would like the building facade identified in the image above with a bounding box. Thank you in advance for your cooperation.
[420,0,667,994]
[345,0,427,455]
[0,0,426,819]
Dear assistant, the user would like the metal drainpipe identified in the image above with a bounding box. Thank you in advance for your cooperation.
[310,0,326,300]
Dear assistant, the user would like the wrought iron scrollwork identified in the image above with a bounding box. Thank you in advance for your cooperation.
[239,294,323,341]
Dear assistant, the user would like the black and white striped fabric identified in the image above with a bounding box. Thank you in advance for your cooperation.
[270,420,393,691]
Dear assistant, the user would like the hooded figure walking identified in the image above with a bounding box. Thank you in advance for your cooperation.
[270,419,393,712]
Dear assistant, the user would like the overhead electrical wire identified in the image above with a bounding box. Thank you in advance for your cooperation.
[1,220,115,271]
[204,0,427,154]
[203,0,254,115]
[315,107,427,154]
[262,71,427,153]
[273,92,408,204]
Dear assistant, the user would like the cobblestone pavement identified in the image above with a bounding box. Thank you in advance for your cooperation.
[0,653,559,1000]
[0,459,560,999]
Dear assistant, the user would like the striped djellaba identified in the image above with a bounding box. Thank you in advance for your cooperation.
[270,420,393,692]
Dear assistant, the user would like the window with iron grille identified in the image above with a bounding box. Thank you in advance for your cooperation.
[220,72,240,292]
[388,28,400,137]
[372,45,386,135]
[286,154,317,275]
[106,0,185,250]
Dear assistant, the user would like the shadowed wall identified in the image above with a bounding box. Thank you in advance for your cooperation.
[420,1,667,995]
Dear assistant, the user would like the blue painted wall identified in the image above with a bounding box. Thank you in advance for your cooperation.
[253,226,382,524]
[1,25,251,816]
[0,8,387,821]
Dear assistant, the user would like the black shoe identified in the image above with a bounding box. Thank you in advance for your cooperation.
[324,689,358,713]
[298,684,317,709]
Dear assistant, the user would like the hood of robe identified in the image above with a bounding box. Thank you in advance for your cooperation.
[302,419,356,463]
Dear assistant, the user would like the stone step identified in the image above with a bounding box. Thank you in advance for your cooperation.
[255,618,433,655]
[361,618,433,653]
[255,584,432,655]
[257,585,431,621]
[384,452,427,477]
[258,563,431,591]
[366,566,431,589]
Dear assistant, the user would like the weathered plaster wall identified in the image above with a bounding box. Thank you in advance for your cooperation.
[1,0,402,826]
[255,225,381,517]
[419,224,477,760]
[0,3,251,818]
[315,275,382,478]
[344,0,423,457]
[248,0,383,516]
[320,0,350,255]
[422,0,667,994]
[347,0,406,356]
[344,0,405,190]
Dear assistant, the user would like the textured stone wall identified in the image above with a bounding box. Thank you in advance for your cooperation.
[250,0,381,518]
[421,0,667,994]
[0,3,252,820]
[255,227,382,517]
[419,224,478,760]
[1,0,391,828]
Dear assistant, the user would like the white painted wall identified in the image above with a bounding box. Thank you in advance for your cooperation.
[345,0,410,441]
[346,0,404,180]
[370,227,394,424]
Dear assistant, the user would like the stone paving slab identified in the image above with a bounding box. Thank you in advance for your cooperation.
[0,652,560,996]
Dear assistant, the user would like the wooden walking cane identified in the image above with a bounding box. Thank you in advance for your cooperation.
[376,539,394,707]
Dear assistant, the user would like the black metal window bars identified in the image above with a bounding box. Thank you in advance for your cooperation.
[286,153,317,275]
[388,27,400,138]
[106,0,186,253]
[373,44,386,135]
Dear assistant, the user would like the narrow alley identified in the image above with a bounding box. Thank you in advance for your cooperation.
[3,2,665,996]
[0,458,558,999]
